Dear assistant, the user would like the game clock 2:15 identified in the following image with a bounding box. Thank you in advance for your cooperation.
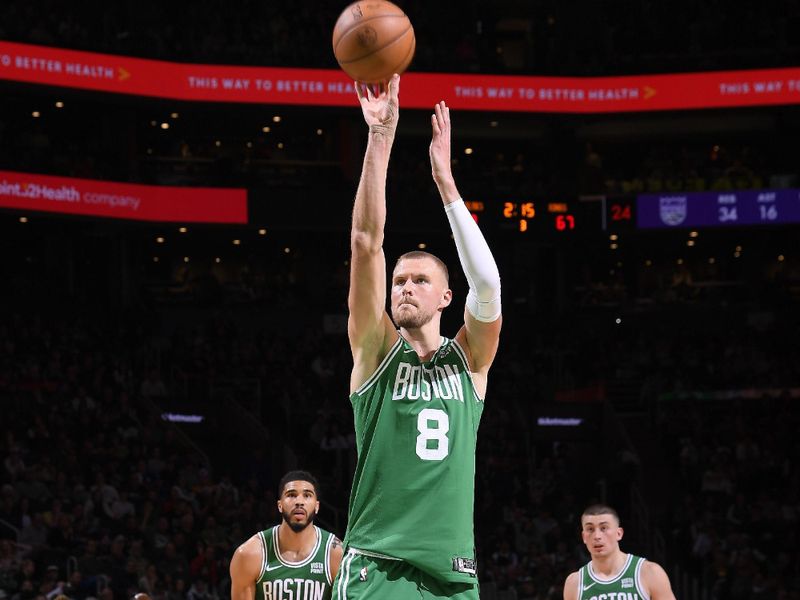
[501,201,579,233]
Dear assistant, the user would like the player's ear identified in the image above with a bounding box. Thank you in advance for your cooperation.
[440,288,453,309]
[616,526,624,541]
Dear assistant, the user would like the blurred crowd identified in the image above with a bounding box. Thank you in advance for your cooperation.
[1,238,798,598]
[658,395,800,599]
[0,304,608,600]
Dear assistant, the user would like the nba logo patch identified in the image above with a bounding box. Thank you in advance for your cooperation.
[622,577,634,589]
[359,567,368,581]
[659,196,687,226]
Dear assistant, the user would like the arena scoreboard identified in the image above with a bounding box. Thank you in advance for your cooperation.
[463,196,636,236]
[466,198,587,235]
[467,189,800,237]
[637,189,800,229]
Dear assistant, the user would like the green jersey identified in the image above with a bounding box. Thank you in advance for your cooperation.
[344,334,484,584]
[577,554,648,600]
[255,525,336,600]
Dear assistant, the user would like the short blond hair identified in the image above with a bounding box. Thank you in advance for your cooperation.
[394,251,449,285]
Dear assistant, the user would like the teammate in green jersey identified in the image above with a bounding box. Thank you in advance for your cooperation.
[563,505,676,600]
[230,471,344,600]
[334,74,502,600]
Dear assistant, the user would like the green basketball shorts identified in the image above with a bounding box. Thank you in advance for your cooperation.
[332,550,479,600]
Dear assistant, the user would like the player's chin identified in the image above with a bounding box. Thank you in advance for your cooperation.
[287,518,311,532]
[395,316,419,329]
[392,307,412,322]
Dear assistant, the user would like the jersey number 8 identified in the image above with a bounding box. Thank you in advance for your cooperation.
[416,408,450,461]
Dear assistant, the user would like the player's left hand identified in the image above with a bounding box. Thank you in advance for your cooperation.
[429,101,453,186]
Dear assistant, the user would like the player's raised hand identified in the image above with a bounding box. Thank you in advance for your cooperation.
[355,74,400,133]
[429,101,453,187]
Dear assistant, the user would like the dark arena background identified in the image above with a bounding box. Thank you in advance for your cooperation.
[2,2,800,599]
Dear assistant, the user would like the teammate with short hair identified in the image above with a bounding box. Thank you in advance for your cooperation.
[563,504,676,600]
[230,471,343,600]
[333,74,502,600]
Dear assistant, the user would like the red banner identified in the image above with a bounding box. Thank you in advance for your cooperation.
[0,170,248,223]
[2,41,800,113]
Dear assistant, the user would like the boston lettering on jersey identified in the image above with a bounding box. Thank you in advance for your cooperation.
[578,555,647,600]
[583,593,639,600]
[256,525,334,600]
[391,362,465,402]
[261,578,326,600]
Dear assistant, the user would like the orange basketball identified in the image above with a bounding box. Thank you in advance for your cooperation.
[332,1,415,84]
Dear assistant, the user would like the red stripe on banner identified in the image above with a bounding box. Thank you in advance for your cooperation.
[2,41,800,112]
[0,170,248,223]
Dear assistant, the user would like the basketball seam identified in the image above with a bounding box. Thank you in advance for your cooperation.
[333,13,408,55]
[387,32,415,76]
[336,23,414,65]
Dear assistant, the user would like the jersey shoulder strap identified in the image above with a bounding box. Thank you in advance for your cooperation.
[256,527,273,581]
[322,529,335,585]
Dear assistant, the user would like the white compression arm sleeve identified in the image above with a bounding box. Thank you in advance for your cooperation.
[444,199,502,322]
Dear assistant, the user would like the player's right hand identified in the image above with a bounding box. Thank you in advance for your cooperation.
[355,73,400,133]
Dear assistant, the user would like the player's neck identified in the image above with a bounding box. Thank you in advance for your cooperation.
[399,324,443,360]
[276,522,317,560]
[591,550,628,579]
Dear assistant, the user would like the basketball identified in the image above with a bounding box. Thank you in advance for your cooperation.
[332,1,416,83]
